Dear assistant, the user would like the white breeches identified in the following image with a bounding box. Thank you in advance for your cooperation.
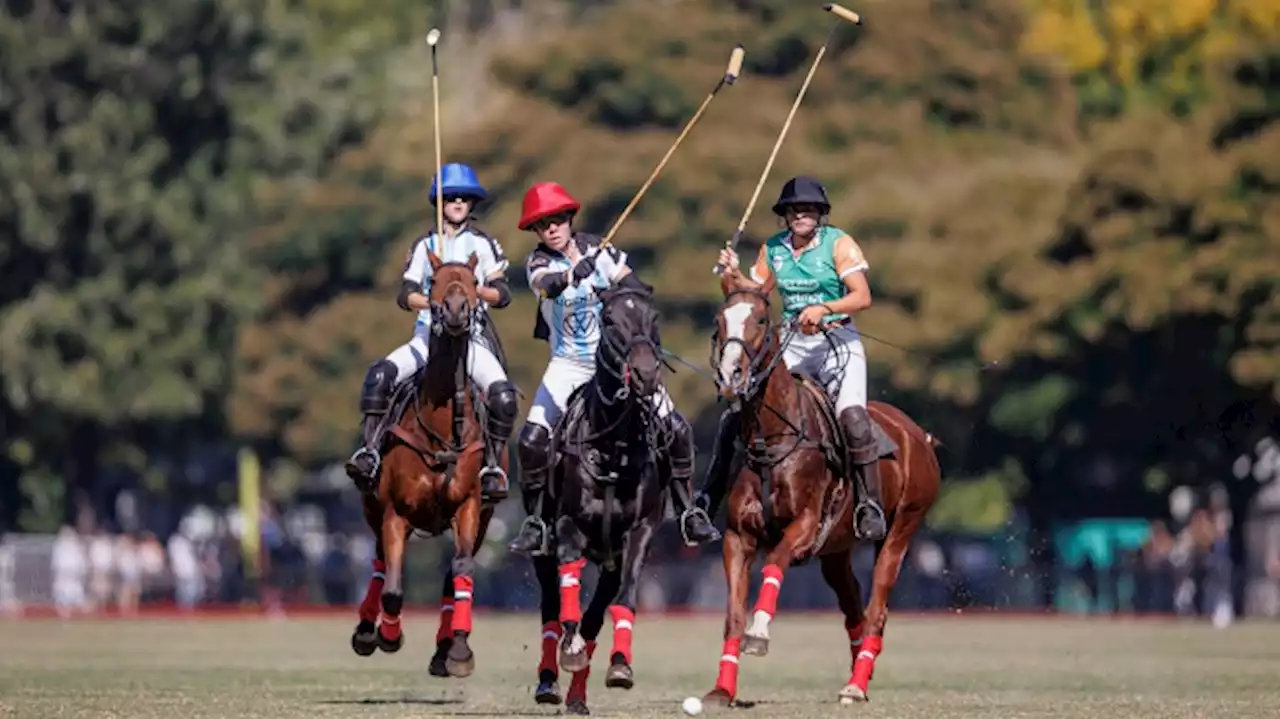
[526,356,674,430]
[385,328,507,392]
[781,325,867,413]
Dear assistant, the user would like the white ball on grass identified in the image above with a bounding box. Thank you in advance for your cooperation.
[682,696,703,716]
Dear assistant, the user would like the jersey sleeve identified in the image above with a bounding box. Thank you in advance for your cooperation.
[832,233,869,278]
[748,248,773,284]
[526,250,553,295]
[472,231,510,284]
[403,236,430,285]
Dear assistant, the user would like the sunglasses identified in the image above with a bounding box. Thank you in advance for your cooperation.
[785,204,824,216]
[442,194,475,205]
[530,212,574,232]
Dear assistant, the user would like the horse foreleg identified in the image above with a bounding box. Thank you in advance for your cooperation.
[555,516,590,672]
[850,511,923,701]
[744,515,820,657]
[705,528,756,706]
[351,495,385,656]
[444,497,482,678]
[821,551,871,703]
[533,555,564,705]
[602,517,658,691]
[564,568,620,715]
[376,508,410,653]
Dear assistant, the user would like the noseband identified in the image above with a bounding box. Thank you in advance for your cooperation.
[712,288,791,403]
[596,287,661,405]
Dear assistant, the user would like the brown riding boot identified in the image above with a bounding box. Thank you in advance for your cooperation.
[839,406,887,541]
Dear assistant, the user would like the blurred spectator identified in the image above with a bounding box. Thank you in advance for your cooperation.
[168,531,203,609]
[51,526,88,618]
[115,534,141,615]
[88,528,115,610]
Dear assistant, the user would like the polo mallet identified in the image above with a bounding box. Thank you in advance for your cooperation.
[427,28,445,247]
[598,44,746,250]
[714,3,862,274]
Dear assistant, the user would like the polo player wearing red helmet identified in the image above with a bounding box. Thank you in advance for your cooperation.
[506,182,718,556]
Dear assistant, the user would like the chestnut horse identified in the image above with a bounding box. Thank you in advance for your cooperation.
[703,274,940,705]
[348,252,505,679]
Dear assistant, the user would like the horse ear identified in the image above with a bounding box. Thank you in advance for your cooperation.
[466,252,478,271]
[758,271,776,297]
[719,272,739,298]
[427,249,443,270]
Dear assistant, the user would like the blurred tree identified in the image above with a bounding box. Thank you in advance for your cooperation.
[0,0,382,530]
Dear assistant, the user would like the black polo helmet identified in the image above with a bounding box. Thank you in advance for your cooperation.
[771,175,831,216]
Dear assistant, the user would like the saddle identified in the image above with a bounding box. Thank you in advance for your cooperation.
[382,367,486,469]
[546,383,667,500]
[789,371,898,479]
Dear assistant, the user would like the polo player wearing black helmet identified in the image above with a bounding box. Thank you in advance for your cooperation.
[701,175,888,541]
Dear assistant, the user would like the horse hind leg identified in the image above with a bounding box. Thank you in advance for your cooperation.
[533,555,564,705]
[564,568,620,715]
[428,567,455,678]
[850,512,924,702]
[820,551,870,704]
[351,495,386,656]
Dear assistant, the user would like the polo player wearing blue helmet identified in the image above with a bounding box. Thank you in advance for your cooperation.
[345,163,517,501]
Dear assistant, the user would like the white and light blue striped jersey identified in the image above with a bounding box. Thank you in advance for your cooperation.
[526,234,629,362]
[403,225,509,332]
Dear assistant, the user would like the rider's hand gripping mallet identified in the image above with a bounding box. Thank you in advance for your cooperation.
[714,3,862,274]
[427,28,445,250]
[597,44,746,250]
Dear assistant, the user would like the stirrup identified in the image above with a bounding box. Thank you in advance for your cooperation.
[510,516,551,557]
[479,465,509,501]
[678,507,719,547]
[347,447,380,486]
[853,500,887,540]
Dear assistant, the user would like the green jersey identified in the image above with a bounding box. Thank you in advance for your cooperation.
[754,226,865,323]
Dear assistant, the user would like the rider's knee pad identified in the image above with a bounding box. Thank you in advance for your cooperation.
[517,424,553,482]
[485,381,519,425]
[841,406,875,444]
[360,359,398,413]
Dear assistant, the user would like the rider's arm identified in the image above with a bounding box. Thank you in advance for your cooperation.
[397,237,431,311]
[737,249,771,290]
[528,252,571,299]
[819,233,872,315]
[473,230,512,308]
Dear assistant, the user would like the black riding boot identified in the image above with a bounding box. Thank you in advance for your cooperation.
[668,412,719,545]
[481,381,518,501]
[345,360,398,493]
[692,409,741,522]
[840,406,887,541]
[508,424,554,556]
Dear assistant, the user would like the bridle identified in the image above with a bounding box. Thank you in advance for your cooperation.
[429,264,479,338]
[711,288,796,407]
[594,287,662,409]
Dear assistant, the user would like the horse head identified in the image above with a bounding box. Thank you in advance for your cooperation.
[714,271,777,401]
[597,281,662,399]
[427,250,480,337]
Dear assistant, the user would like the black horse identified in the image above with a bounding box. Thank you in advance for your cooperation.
[529,283,685,715]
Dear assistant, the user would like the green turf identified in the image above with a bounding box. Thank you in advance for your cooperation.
[2,614,1278,718]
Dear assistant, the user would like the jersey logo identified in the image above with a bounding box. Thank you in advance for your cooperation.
[563,308,597,337]
[771,253,785,272]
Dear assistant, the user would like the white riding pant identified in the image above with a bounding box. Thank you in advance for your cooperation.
[781,325,866,414]
[385,326,507,393]
[526,356,674,430]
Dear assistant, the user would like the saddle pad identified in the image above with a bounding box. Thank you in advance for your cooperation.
[793,372,897,459]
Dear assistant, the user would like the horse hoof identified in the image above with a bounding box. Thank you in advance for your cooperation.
[839,684,868,703]
[560,649,589,673]
[376,628,404,654]
[703,688,734,707]
[742,634,769,657]
[446,640,475,678]
[534,681,562,705]
[428,639,452,678]
[351,629,377,657]
[604,661,633,690]
[565,699,590,715]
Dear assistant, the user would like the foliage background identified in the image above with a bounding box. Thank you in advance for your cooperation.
[2,0,1277,567]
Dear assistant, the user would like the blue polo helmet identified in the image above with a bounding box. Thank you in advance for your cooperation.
[429,163,488,205]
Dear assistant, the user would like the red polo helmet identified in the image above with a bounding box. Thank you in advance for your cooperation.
[518,182,581,230]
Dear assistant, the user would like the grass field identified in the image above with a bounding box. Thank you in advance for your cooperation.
[2,613,1278,718]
